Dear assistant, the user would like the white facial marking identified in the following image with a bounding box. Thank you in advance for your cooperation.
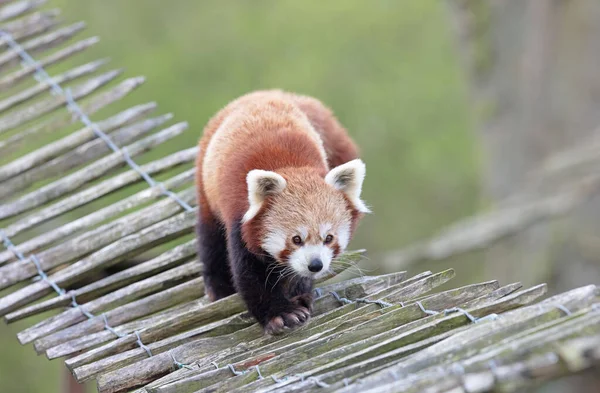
[261,229,287,258]
[289,244,333,279]
[298,227,308,241]
[337,221,351,251]
[319,223,333,240]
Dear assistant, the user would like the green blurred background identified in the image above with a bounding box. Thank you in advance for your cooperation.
[0,1,480,392]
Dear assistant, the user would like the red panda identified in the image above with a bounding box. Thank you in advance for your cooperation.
[196,90,369,334]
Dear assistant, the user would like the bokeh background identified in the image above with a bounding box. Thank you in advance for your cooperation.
[1,1,599,392]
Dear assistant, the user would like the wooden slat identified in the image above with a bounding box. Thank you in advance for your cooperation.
[0,122,188,219]
[0,21,86,71]
[0,0,46,22]
[0,36,100,92]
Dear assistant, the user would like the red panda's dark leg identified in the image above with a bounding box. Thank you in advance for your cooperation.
[227,221,313,334]
[197,212,236,301]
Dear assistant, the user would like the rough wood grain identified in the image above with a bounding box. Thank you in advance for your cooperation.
[0,60,141,156]
[0,98,153,185]
[0,67,121,136]
[0,169,195,267]
[0,9,60,46]
[0,121,188,219]
[45,278,208,361]
[0,187,196,291]
[0,36,99,93]
[59,299,212,364]
[0,0,46,22]
[0,58,109,115]
[5,238,197,322]
[19,261,202,345]
[0,21,86,72]
[0,209,197,316]
[0,147,196,250]
[0,112,171,200]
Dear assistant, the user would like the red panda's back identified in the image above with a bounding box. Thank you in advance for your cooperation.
[196,90,359,224]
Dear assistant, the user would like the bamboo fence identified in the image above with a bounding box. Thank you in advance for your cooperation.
[0,2,599,393]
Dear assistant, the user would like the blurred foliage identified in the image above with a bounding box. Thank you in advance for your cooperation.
[0,1,479,392]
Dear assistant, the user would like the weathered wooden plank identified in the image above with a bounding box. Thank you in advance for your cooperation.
[336,285,598,393]
[0,0,46,22]
[380,269,456,304]
[0,97,152,186]
[315,270,406,299]
[0,9,60,45]
[18,261,202,345]
[5,239,197,322]
[208,284,548,393]
[77,267,381,387]
[0,61,141,155]
[0,36,99,93]
[91,271,453,392]
[234,273,458,367]
[0,67,121,136]
[312,270,447,316]
[0,122,188,219]
[57,298,211,364]
[0,21,86,72]
[0,169,195,267]
[179,281,502,393]
[359,309,600,393]
[45,279,208,361]
[32,269,204,352]
[459,282,522,309]
[181,274,419,375]
[0,209,197,316]
[0,147,196,253]
[0,58,109,115]
[67,312,254,373]
[359,271,433,301]
[251,330,465,393]
[0,111,171,200]
[0,187,195,291]
[75,294,248,384]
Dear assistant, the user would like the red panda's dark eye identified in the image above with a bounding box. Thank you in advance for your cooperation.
[292,236,303,245]
[324,234,334,244]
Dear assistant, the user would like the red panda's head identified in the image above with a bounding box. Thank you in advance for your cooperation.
[241,159,370,279]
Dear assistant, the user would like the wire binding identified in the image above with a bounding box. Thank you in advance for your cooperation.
[329,291,392,308]
[227,364,245,376]
[554,304,572,316]
[170,352,193,370]
[134,331,153,357]
[415,301,439,316]
[102,314,125,338]
[255,365,264,379]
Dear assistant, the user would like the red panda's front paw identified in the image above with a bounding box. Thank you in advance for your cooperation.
[291,293,314,312]
[264,305,311,335]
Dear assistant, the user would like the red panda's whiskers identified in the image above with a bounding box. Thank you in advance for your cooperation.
[273,265,293,289]
[272,266,299,292]
[265,264,279,290]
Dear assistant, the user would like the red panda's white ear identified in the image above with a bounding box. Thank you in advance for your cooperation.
[242,169,287,223]
[325,159,371,213]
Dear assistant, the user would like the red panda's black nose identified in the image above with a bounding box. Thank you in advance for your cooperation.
[308,259,323,272]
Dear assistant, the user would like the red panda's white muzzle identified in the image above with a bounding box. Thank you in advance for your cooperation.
[289,244,333,279]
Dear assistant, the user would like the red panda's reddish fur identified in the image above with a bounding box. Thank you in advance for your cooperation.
[196,90,359,242]
[195,90,364,333]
